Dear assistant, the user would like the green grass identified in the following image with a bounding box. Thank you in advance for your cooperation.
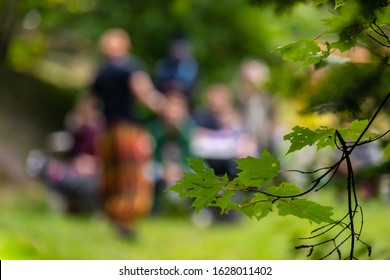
[0,184,389,260]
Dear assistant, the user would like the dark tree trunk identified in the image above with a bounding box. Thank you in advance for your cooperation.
[0,0,18,63]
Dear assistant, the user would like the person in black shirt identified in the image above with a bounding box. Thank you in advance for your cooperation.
[91,28,165,238]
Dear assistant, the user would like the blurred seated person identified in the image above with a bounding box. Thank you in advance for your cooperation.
[154,36,199,105]
[26,94,104,214]
[147,90,197,215]
[192,84,258,178]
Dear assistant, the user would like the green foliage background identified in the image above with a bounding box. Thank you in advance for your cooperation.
[0,0,389,259]
[1,0,331,91]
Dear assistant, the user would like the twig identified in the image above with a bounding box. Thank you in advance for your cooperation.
[335,130,356,259]
[350,91,390,151]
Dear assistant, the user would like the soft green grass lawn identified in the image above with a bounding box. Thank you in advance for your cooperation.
[1,184,389,260]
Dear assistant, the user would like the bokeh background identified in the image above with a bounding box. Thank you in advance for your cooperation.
[1,0,389,259]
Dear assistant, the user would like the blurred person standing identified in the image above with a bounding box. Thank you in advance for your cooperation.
[238,59,276,153]
[154,36,199,106]
[91,28,165,238]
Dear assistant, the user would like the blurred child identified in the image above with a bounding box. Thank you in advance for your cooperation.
[147,90,197,215]
[26,94,103,214]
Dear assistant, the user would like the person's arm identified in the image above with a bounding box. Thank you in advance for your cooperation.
[129,71,166,113]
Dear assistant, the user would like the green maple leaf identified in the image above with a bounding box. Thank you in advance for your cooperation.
[283,126,318,154]
[338,119,378,143]
[232,150,280,188]
[314,127,336,150]
[284,120,378,155]
[277,39,321,62]
[213,189,235,213]
[283,125,336,154]
[168,157,228,214]
[276,198,334,224]
[329,27,361,53]
[237,193,273,221]
[237,182,303,220]
[266,182,302,196]
[277,39,329,67]
[189,185,226,214]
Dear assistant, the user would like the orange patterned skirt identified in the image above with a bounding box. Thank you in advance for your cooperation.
[97,121,154,224]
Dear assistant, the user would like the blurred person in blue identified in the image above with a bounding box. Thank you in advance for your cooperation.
[154,35,199,105]
[91,28,165,238]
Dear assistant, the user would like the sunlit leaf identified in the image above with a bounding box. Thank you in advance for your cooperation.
[283,126,317,154]
[232,150,280,187]
[283,120,378,154]
[334,0,345,10]
[277,39,321,62]
[338,119,378,143]
[314,126,336,150]
[302,52,328,67]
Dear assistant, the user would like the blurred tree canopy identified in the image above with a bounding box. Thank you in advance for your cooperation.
[1,0,332,91]
[0,0,389,125]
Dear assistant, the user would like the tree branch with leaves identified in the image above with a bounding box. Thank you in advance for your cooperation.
[169,0,389,259]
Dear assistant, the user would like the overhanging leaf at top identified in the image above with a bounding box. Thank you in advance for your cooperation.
[334,1,345,10]
[313,0,329,7]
